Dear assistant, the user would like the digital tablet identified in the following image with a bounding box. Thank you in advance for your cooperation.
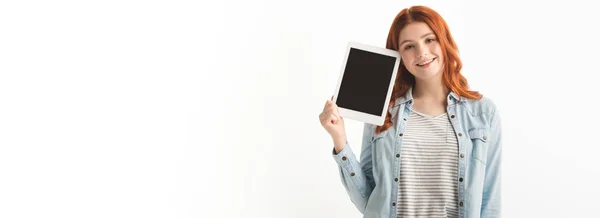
[333,41,401,126]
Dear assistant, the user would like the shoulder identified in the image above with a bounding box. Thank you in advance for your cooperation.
[459,95,498,117]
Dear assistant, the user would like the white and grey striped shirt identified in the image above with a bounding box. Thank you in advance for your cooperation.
[396,109,459,218]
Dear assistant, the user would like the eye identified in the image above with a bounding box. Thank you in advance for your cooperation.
[426,38,436,43]
[403,44,414,50]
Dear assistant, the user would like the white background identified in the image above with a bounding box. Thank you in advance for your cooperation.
[1,0,599,217]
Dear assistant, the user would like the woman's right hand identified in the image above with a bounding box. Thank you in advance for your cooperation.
[319,96,347,151]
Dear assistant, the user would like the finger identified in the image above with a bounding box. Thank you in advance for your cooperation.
[327,100,337,109]
[320,116,327,126]
[320,112,332,124]
[325,103,339,119]
[325,98,338,112]
[320,113,331,125]
[329,114,338,124]
[329,105,339,115]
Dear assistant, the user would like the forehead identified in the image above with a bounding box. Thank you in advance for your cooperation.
[399,22,434,41]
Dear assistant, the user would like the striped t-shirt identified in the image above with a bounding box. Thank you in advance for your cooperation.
[396,109,459,218]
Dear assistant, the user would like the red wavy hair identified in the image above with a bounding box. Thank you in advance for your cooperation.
[375,5,482,134]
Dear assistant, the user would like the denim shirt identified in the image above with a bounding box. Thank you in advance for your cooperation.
[332,86,502,218]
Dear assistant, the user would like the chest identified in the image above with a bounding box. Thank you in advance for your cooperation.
[411,99,447,117]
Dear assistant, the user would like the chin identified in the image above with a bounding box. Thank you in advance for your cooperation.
[413,71,441,80]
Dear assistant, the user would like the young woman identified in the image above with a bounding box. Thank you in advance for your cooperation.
[319,5,502,218]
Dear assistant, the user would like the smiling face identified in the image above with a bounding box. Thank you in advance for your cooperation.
[398,22,444,81]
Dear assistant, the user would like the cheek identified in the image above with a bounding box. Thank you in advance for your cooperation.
[402,59,413,69]
[429,43,442,54]
[401,54,413,66]
[429,45,443,64]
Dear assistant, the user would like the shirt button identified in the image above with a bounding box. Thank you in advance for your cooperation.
[396,154,400,158]
[483,136,487,140]
[350,172,355,176]
[458,133,462,137]
[403,118,407,121]
[460,201,464,207]
[342,156,347,161]
[451,115,455,118]
[399,133,403,136]
[394,178,398,182]
[392,202,396,206]
[459,178,463,182]
[460,153,465,158]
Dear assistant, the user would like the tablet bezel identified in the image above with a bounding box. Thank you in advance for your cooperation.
[333,41,401,126]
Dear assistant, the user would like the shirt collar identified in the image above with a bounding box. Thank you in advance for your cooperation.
[392,85,461,108]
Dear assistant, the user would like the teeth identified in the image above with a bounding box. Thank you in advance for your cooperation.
[417,58,435,66]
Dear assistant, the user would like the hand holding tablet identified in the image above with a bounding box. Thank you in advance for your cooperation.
[331,41,401,126]
[319,95,347,152]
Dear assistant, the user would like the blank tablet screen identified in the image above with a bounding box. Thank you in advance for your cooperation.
[337,48,397,116]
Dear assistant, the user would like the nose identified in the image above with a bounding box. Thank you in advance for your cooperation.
[416,45,429,59]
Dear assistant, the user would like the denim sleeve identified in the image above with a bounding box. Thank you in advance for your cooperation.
[481,107,502,217]
[332,123,375,214]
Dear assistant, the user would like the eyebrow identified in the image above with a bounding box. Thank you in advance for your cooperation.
[399,33,435,47]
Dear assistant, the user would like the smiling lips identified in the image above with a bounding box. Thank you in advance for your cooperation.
[416,57,436,67]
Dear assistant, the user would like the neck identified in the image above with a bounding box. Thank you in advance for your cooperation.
[412,78,449,103]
